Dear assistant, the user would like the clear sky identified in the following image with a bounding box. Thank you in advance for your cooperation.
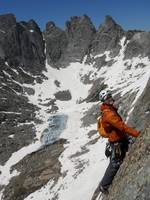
[0,0,150,31]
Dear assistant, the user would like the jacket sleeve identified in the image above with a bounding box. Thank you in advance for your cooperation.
[97,116,101,131]
[104,111,140,137]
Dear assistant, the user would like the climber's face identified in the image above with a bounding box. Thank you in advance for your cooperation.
[106,97,115,105]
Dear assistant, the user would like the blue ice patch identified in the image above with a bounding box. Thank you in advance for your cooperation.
[40,114,68,145]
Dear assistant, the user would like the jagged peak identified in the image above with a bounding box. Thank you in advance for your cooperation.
[17,19,41,33]
[45,21,64,36]
[28,19,39,27]
[105,15,117,26]
[26,19,41,32]
[99,15,124,33]
[65,15,96,31]
[69,14,93,23]
[0,13,16,30]
[46,21,56,29]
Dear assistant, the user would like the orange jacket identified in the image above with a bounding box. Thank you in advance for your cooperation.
[100,104,140,142]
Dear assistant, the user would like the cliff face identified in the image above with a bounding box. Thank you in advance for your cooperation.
[124,32,150,59]
[44,21,68,67]
[44,14,150,68]
[90,15,124,57]
[45,15,96,67]
[128,78,150,132]
[103,79,150,200]
[2,139,66,200]
[105,128,150,200]
[0,13,150,200]
[0,14,45,74]
[0,14,46,166]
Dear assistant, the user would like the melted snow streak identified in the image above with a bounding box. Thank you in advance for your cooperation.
[1,37,150,200]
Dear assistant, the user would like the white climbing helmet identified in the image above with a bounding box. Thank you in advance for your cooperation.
[99,90,112,102]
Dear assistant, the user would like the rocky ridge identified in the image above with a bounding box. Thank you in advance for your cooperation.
[0,13,46,166]
[45,15,96,67]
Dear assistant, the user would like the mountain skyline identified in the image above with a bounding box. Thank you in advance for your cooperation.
[0,0,150,31]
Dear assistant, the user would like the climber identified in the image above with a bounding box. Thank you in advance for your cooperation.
[92,90,140,199]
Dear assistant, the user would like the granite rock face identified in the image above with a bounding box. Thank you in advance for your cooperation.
[45,15,150,68]
[45,15,125,67]
[0,14,16,31]
[0,58,37,165]
[45,15,150,67]
[124,32,150,59]
[64,15,96,61]
[0,14,46,164]
[104,128,150,200]
[45,15,96,67]
[0,14,45,74]
[128,78,150,132]
[0,14,16,59]
[2,139,66,200]
[90,15,124,57]
[44,21,68,67]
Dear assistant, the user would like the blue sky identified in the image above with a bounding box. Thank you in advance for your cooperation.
[0,0,150,31]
